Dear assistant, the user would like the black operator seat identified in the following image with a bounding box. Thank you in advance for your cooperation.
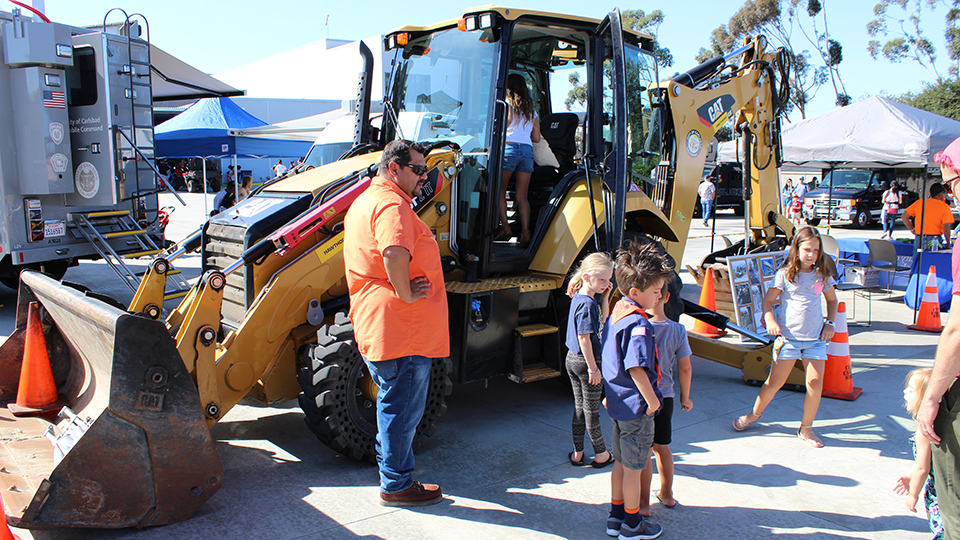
[539,112,579,173]
[526,112,581,237]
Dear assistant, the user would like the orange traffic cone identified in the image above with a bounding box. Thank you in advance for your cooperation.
[908,266,944,332]
[0,496,21,540]
[823,302,862,401]
[8,302,61,416]
[691,267,727,338]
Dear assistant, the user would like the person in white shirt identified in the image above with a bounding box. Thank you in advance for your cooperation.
[698,175,716,227]
[273,159,287,177]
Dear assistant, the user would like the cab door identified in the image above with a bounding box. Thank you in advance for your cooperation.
[594,10,629,251]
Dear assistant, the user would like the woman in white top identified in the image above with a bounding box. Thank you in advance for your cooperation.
[498,73,541,247]
[881,182,902,239]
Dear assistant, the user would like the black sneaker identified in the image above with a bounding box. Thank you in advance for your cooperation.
[618,518,663,540]
[606,515,623,537]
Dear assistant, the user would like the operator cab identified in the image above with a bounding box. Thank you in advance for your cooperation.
[382,8,659,278]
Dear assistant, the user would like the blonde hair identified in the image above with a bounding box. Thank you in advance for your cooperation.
[905,368,933,418]
[567,252,614,297]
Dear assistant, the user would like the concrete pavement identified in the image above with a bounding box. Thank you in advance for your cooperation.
[0,201,942,539]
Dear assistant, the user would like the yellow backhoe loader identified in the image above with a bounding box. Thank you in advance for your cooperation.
[0,6,797,529]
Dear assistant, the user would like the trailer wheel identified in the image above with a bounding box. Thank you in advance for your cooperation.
[298,312,452,462]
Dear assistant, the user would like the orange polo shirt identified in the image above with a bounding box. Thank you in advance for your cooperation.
[905,198,955,235]
[343,176,449,362]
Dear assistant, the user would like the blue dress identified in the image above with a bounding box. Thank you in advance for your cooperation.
[910,434,944,539]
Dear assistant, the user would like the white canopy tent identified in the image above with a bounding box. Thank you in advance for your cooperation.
[718,96,960,168]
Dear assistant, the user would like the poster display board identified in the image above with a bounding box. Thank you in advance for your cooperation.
[726,250,789,339]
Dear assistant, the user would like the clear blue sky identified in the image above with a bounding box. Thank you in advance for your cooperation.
[35,0,952,119]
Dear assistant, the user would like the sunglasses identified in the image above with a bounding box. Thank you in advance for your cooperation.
[403,163,430,176]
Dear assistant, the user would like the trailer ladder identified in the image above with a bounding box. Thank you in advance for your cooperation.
[69,210,190,300]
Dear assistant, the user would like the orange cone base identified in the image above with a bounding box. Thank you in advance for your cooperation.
[907,323,943,333]
[691,328,727,338]
[7,397,62,417]
[823,386,863,401]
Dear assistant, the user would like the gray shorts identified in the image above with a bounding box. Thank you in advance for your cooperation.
[611,415,654,471]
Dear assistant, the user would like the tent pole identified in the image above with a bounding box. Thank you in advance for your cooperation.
[827,165,833,234]
[913,173,929,324]
[202,158,208,216]
[233,155,238,201]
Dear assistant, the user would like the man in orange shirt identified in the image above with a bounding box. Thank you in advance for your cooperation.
[343,140,449,507]
[903,182,954,252]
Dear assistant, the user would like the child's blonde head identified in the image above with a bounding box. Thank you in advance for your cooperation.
[567,252,614,297]
[904,368,933,418]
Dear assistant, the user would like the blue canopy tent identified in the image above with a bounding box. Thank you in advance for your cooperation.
[155,97,312,212]
[156,97,311,158]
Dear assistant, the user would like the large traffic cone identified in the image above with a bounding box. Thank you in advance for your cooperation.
[823,302,862,401]
[908,266,944,332]
[0,496,21,540]
[7,302,61,416]
[691,267,727,338]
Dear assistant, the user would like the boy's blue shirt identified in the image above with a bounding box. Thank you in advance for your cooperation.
[601,297,662,421]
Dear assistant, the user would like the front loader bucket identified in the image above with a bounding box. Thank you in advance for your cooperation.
[0,271,223,529]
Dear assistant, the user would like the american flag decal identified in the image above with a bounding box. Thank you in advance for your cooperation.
[43,90,65,109]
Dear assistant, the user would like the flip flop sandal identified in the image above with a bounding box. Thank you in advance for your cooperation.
[568,451,585,466]
[590,456,615,468]
[798,426,824,448]
[732,413,760,432]
[655,490,678,509]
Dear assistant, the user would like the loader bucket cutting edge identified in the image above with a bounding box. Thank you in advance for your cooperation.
[0,271,223,529]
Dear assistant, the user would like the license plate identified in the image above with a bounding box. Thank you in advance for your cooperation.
[44,220,65,237]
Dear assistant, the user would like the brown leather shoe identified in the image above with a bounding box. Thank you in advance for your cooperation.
[379,481,443,507]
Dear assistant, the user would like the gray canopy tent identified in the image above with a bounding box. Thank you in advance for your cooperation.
[719,96,960,319]
[719,96,960,167]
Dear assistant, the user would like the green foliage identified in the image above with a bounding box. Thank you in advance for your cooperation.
[896,78,960,120]
[866,0,960,84]
[564,72,587,110]
[715,125,734,142]
[697,0,848,118]
[567,10,672,110]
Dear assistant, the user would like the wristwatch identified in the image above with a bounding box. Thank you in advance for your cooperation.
[823,320,835,327]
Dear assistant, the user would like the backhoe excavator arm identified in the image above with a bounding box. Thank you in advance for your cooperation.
[648,35,793,264]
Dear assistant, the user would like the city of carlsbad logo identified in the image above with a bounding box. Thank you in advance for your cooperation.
[49,122,64,145]
[75,162,99,198]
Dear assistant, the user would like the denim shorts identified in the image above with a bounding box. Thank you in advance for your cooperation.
[503,143,534,173]
[611,415,654,470]
[775,337,827,361]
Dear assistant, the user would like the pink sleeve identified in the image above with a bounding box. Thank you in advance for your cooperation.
[953,247,960,295]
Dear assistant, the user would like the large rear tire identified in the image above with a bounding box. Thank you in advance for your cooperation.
[297,312,453,462]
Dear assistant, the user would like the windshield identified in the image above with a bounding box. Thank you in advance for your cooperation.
[302,142,354,168]
[818,170,871,190]
[386,27,499,153]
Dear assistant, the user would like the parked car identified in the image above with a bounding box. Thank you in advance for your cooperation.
[695,162,746,217]
[800,169,917,228]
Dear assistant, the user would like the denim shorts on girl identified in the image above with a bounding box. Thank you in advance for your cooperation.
[503,142,534,173]
[774,336,827,362]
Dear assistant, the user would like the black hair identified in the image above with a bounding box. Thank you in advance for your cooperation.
[380,139,428,172]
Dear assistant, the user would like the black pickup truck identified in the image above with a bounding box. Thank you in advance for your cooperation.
[800,169,917,228]
[695,162,745,217]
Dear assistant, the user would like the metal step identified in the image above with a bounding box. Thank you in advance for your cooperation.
[508,363,563,383]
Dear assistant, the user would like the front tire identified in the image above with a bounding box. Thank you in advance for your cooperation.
[805,218,821,226]
[855,207,871,228]
[298,312,452,462]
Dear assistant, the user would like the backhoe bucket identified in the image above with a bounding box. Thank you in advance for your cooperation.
[0,271,223,529]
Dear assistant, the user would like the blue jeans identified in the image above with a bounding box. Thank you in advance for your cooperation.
[503,143,534,173]
[365,355,433,493]
[701,200,714,222]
